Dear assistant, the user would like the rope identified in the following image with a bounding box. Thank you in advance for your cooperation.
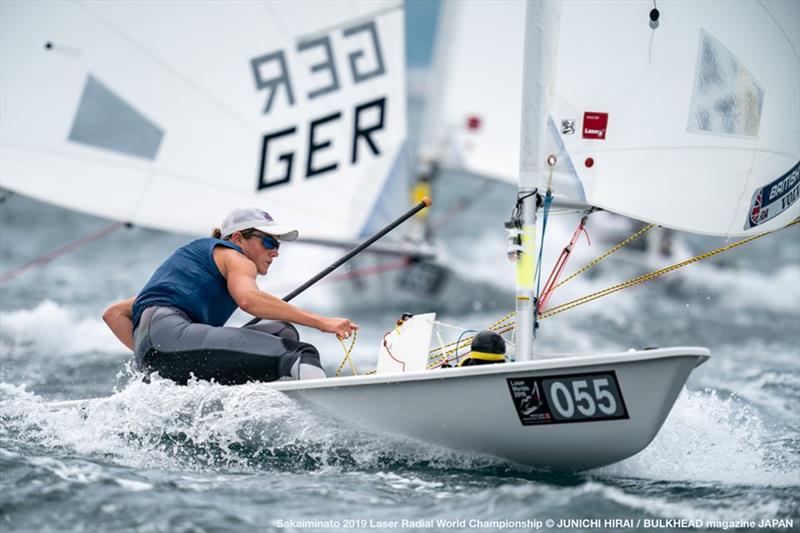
[540,220,799,319]
[426,220,799,362]
[329,257,411,283]
[428,180,496,234]
[433,322,449,367]
[538,214,591,312]
[451,329,477,366]
[435,319,482,332]
[334,331,359,376]
[553,223,655,290]
[427,311,517,361]
[534,162,558,308]
[534,190,553,312]
[269,257,412,296]
[0,222,128,284]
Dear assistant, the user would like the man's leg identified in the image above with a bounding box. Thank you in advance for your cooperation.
[139,308,324,384]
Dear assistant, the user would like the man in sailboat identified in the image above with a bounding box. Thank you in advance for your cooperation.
[102,207,358,384]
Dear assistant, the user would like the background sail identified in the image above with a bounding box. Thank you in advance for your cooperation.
[417,0,524,184]
[0,0,406,240]
[547,0,799,237]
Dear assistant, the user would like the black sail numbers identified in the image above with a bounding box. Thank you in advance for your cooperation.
[251,21,389,191]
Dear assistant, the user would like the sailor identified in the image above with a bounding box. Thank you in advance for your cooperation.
[102,207,358,385]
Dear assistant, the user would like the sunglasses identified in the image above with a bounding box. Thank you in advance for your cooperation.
[249,232,280,250]
[261,235,280,250]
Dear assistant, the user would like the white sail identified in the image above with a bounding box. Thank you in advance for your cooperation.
[547,0,799,236]
[417,0,524,184]
[0,0,406,240]
[420,1,799,237]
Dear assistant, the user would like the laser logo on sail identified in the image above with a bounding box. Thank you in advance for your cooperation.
[582,112,608,140]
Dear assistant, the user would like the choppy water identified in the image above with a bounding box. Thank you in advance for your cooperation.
[2,177,799,533]
[2,4,800,531]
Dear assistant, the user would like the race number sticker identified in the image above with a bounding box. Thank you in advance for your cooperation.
[507,371,629,425]
[745,162,799,229]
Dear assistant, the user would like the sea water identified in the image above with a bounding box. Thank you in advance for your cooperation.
[2,5,799,533]
[2,168,799,533]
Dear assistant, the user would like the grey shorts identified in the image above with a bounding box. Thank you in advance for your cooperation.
[133,306,322,384]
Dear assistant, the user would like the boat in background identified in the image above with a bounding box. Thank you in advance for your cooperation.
[338,0,532,306]
[0,0,407,246]
[416,0,523,186]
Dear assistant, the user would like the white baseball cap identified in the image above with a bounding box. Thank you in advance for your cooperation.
[220,207,299,241]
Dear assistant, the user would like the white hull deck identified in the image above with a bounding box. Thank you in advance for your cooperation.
[271,347,710,471]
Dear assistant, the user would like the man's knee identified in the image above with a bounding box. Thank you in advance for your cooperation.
[299,346,322,368]
[247,320,299,342]
[276,322,300,342]
[282,342,325,379]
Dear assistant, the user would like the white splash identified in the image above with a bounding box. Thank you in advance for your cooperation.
[0,300,123,357]
[0,380,501,474]
[602,388,797,486]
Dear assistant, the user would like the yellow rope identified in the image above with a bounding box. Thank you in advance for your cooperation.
[335,331,358,376]
[426,220,799,361]
[426,222,653,360]
[554,224,655,290]
[432,322,450,367]
[540,220,798,319]
[426,315,513,361]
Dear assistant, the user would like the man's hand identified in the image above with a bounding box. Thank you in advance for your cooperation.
[319,317,359,339]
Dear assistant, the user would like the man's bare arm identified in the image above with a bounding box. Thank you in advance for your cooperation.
[103,297,135,351]
[220,249,358,338]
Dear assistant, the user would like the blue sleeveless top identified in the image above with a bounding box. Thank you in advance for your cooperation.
[132,238,243,329]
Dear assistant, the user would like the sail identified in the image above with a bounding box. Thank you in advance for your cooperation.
[544,0,799,237]
[417,0,524,184]
[0,0,406,240]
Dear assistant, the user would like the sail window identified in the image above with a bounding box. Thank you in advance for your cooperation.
[688,30,764,138]
[68,76,164,160]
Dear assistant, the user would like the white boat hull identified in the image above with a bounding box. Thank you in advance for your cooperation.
[271,347,709,471]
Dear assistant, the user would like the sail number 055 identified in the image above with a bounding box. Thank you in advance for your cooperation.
[547,378,618,418]
[507,372,629,426]
[542,374,627,421]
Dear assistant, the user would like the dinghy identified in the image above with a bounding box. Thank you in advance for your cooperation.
[274,348,710,471]
[254,0,799,470]
[0,0,408,245]
[8,0,800,471]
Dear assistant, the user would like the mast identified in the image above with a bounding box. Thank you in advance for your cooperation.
[515,0,559,361]
[416,0,458,168]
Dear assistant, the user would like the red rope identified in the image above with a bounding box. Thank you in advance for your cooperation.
[0,222,128,284]
[428,181,495,234]
[269,256,413,295]
[329,256,412,282]
[0,219,412,290]
[538,216,590,313]
[382,331,405,371]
